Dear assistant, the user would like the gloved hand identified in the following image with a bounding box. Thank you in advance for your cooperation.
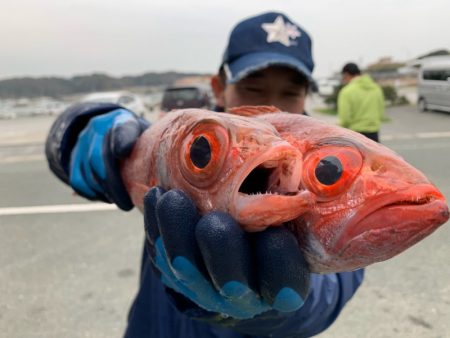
[69,108,149,210]
[144,187,310,319]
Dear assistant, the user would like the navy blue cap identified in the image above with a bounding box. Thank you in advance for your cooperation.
[221,12,314,84]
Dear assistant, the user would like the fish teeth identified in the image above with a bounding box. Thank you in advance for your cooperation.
[247,190,287,196]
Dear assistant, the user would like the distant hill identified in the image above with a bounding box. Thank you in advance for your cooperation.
[0,71,210,99]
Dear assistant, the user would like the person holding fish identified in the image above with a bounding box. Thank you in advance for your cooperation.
[46,12,367,338]
[47,11,450,338]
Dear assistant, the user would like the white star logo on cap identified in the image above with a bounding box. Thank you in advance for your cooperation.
[262,15,301,47]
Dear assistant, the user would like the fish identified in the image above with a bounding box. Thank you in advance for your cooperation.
[121,106,449,273]
[122,107,311,227]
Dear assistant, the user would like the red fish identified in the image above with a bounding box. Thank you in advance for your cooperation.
[121,107,449,273]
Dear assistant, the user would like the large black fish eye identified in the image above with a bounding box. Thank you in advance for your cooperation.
[190,136,211,169]
[315,156,343,185]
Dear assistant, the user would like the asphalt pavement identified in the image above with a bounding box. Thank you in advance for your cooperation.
[0,103,449,338]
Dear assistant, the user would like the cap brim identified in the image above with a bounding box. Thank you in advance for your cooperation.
[224,51,313,84]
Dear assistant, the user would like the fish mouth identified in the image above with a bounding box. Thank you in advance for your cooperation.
[333,184,449,269]
[232,145,313,230]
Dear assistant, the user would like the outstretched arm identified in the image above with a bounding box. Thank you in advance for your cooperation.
[45,101,149,210]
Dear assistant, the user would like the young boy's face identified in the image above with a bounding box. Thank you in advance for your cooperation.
[213,66,308,114]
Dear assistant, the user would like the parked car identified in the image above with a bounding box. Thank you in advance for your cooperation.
[316,78,340,97]
[82,91,149,116]
[417,57,450,113]
[160,85,212,115]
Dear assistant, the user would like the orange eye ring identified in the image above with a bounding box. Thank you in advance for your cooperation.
[302,146,363,199]
[180,121,229,188]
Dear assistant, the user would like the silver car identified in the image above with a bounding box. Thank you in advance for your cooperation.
[418,57,450,113]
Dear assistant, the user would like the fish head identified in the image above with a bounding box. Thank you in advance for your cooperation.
[156,109,313,229]
[288,132,449,273]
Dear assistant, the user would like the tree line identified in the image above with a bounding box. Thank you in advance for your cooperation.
[0,71,207,98]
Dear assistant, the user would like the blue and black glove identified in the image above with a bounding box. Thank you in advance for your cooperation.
[69,108,148,210]
[45,102,149,211]
[143,187,311,319]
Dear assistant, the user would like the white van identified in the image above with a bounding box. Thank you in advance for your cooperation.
[82,91,149,117]
[418,57,450,113]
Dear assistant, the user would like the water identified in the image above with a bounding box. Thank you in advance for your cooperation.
[0,97,70,119]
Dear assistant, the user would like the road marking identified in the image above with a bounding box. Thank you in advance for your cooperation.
[383,133,415,140]
[416,131,450,139]
[389,141,450,151]
[0,203,118,216]
[0,154,45,164]
[382,131,450,141]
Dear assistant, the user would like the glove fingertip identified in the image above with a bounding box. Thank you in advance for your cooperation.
[70,163,98,199]
[97,132,135,210]
[255,227,310,306]
[171,256,201,282]
[155,189,201,266]
[196,212,255,292]
[155,189,199,228]
[138,117,151,131]
[220,281,251,298]
[143,186,167,205]
[272,287,304,312]
[111,119,142,158]
[143,187,167,242]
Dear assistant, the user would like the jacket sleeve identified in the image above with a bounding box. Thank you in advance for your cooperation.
[337,89,352,128]
[175,269,365,338]
[45,101,127,185]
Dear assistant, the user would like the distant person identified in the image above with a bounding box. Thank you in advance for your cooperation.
[45,12,364,338]
[338,62,385,142]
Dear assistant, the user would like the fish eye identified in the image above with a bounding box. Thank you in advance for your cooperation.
[190,136,211,169]
[303,146,363,199]
[315,156,343,185]
[180,121,230,188]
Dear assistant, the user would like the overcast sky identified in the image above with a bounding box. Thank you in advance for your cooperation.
[1,0,449,80]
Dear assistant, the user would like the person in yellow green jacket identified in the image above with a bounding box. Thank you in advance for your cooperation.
[338,63,384,142]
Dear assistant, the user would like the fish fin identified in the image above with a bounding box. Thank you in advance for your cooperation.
[228,105,281,117]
